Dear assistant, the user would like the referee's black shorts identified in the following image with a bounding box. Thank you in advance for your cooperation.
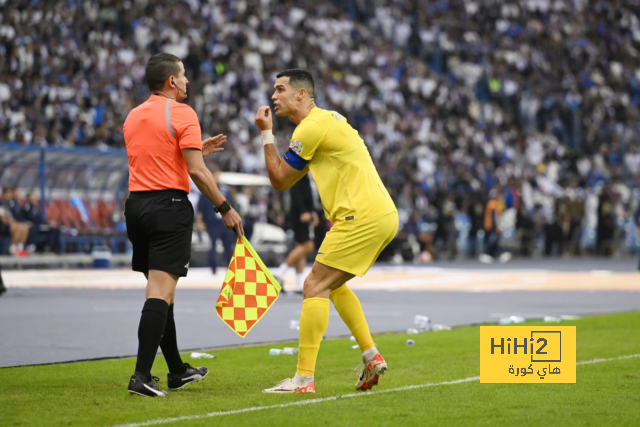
[125,189,193,277]
[291,217,312,244]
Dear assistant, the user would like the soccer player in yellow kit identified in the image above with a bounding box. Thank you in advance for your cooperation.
[255,69,398,394]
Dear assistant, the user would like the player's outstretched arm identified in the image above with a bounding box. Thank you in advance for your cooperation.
[255,106,308,191]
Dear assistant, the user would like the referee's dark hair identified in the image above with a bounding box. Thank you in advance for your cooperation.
[277,69,315,99]
[145,53,181,92]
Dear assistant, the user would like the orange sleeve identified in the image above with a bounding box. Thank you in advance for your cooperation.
[171,103,202,150]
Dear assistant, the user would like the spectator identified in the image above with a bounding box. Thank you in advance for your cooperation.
[563,186,585,256]
[467,194,486,258]
[516,203,535,257]
[597,186,616,256]
[433,193,457,261]
[544,200,564,257]
[4,188,26,222]
[480,188,511,263]
[0,190,29,256]
[22,192,61,253]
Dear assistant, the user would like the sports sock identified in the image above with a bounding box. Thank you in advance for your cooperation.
[293,374,314,386]
[330,285,375,352]
[160,304,186,374]
[135,298,169,381]
[295,273,305,291]
[362,347,379,364]
[296,298,330,377]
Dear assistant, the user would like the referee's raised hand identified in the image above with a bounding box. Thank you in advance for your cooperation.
[202,134,227,158]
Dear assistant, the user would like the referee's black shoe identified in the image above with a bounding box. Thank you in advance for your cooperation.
[128,372,168,397]
[167,363,209,390]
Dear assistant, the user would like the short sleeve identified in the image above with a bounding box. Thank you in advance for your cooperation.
[291,120,324,161]
[171,103,202,150]
[282,120,323,170]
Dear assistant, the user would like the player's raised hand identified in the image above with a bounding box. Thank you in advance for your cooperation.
[254,106,273,131]
[202,134,227,158]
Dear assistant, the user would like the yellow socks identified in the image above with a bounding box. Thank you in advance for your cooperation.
[296,288,374,377]
[330,285,375,352]
[296,298,330,377]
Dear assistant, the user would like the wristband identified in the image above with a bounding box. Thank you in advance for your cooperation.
[261,129,275,146]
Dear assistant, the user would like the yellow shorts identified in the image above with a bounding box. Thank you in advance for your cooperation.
[316,211,399,277]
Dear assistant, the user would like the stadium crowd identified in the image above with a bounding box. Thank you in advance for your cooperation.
[1,0,639,259]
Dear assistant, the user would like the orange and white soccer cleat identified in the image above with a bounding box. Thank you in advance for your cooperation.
[262,378,316,394]
[355,353,387,391]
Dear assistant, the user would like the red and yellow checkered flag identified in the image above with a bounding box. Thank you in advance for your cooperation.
[216,236,282,338]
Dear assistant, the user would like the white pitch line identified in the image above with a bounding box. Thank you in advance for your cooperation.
[111,377,480,427]
[576,353,639,365]
[111,354,639,427]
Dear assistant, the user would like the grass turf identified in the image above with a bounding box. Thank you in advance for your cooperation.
[1,311,639,426]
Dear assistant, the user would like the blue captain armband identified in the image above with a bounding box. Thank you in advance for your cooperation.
[283,148,308,170]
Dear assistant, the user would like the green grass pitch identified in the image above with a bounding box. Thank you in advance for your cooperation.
[1,312,639,426]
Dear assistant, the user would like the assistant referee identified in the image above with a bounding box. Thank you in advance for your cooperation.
[123,53,243,397]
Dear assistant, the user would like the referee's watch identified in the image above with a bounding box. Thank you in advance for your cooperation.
[214,200,231,214]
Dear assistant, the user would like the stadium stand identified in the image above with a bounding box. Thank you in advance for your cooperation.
[0,0,638,260]
[0,144,129,255]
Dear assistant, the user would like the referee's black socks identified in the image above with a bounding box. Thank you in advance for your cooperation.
[160,304,186,374]
[135,298,169,381]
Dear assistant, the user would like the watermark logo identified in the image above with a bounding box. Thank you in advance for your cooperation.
[480,326,576,383]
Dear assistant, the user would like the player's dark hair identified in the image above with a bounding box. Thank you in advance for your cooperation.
[276,69,315,99]
[145,53,181,92]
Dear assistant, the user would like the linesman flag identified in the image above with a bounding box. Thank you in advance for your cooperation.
[216,236,282,337]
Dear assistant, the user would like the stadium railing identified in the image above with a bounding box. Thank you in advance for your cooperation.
[0,143,129,255]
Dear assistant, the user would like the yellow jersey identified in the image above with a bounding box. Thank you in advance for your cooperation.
[282,107,396,224]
